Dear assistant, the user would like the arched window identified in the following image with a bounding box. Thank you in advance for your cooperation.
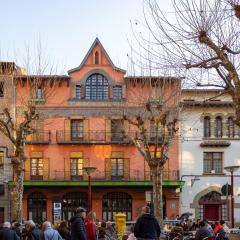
[227,117,234,138]
[95,51,99,64]
[27,192,47,223]
[85,74,108,100]
[102,192,132,221]
[62,192,88,221]
[203,116,211,138]
[215,117,222,138]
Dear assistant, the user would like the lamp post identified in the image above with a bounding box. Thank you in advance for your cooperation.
[224,165,240,228]
[83,167,97,212]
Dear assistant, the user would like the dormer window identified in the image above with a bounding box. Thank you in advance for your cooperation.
[76,85,81,99]
[113,86,122,100]
[95,51,99,64]
[85,74,108,100]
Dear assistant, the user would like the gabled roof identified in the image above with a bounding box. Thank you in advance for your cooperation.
[68,37,126,74]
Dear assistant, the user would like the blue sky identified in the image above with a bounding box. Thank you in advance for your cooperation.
[0,0,148,73]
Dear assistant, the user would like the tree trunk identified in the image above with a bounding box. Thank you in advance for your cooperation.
[151,166,163,228]
[11,153,24,223]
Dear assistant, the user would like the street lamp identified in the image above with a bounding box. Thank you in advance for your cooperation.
[224,165,240,228]
[83,167,97,212]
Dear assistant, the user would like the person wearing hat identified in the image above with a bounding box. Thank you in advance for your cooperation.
[70,207,87,240]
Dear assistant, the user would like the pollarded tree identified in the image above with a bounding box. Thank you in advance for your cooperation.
[134,0,240,126]
[122,76,180,226]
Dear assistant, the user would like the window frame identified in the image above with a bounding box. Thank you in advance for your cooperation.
[227,117,234,138]
[113,86,122,100]
[30,158,44,179]
[203,152,223,174]
[0,151,4,167]
[111,158,124,179]
[111,119,124,142]
[85,74,109,100]
[70,158,84,179]
[203,116,211,138]
[71,119,84,141]
[36,87,43,99]
[76,85,81,99]
[214,117,223,138]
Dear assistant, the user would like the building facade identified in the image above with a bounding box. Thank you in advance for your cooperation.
[0,62,17,222]
[15,38,182,223]
[180,89,240,225]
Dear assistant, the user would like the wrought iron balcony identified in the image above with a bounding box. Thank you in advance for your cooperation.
[26,131,51,144]
[24,170,179,181]
[56,130,162,144]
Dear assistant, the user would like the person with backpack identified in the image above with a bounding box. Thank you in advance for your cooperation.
[42,221,63,240]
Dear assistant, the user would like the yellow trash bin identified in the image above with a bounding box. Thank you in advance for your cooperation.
[115,213,126,239]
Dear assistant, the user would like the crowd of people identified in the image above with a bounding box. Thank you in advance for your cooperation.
[163,218,231,240]
[0,207,118,240]
[0,206,237,240]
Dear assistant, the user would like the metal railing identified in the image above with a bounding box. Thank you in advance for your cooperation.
[56,130,162,144]
[24,170,179,181]
[26,131,51,144]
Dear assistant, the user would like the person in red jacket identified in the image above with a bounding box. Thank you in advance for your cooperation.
[213,221,223,235]
[85,211,97,240]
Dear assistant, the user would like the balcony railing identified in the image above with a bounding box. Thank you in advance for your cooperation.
[56,130,162,144]
[26,131,51,144]
[24,170,179,181]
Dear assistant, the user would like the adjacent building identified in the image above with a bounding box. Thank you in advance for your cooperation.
[16,38,182,223]
[180,89,240,225]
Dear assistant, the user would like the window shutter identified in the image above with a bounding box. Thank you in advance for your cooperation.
[105,158,111,180]
[83,119,89,141]
[24,159,31,180]
[81,85,85,99]
[122,85,126,99]
[64,119,71,141]
[43,158,49,180]
[64,158,70,180]
[124,158,130,180]
[105,119,111,142]
[83,158,89,180]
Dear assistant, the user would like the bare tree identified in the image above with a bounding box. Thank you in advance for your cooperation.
[132,0,240,125]
[0,45,67,222]
[121,76,180,226]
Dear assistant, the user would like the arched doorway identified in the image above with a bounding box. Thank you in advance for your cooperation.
[199,191,227,221]
[27,192,47,223]
[62,192,88,221]
[102,192,132,221]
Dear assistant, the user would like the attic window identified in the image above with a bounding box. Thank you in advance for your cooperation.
[95,51,99,64]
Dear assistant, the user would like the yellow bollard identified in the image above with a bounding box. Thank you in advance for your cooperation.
[115,213,126,240]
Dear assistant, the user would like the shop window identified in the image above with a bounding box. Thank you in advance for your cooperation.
[27,192,47,223]
[203,152,223,174]
[62,192,88,221]
[102,192,132,221]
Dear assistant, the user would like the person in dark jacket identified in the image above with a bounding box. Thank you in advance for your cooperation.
[134,206,161,240]
[58,221,71,240]
[195,221,212,240]
[0,222,20,240]
[70,207,86,240]
[25,220,44,240]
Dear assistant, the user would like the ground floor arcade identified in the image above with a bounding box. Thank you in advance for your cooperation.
[22,185,180,223]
